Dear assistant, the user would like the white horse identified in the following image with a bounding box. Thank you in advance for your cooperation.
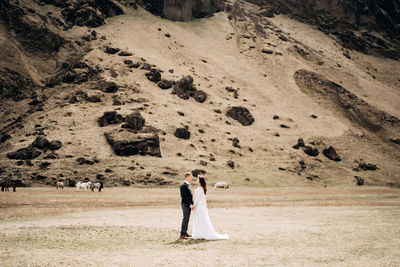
[214,181,229,189]
[76,181,91,190]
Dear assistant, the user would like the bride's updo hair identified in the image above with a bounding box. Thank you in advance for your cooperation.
[198,176,207,195]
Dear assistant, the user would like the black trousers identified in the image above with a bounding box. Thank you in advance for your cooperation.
[180,203,191,235]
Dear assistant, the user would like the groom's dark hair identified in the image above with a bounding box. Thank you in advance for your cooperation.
[185,172,192,178]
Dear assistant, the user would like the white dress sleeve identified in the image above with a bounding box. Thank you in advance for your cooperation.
[193,188,203,207]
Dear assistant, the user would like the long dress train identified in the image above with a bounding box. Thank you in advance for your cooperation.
[192,187,229,240]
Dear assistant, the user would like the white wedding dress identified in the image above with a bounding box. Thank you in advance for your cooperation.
[192,187,229,240]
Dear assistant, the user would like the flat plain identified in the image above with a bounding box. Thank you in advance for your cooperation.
[1,187,399,266]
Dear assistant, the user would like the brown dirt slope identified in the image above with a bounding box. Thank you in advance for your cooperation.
[0,0,399,188]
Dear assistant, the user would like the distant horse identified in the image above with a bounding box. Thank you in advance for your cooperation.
[1,181,16,192]
[90,182,103,192]
[56,181,64,189]
[76,181,91,190]
[214,181,229,189]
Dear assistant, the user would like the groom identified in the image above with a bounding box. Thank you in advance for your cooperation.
[180,172,194,239]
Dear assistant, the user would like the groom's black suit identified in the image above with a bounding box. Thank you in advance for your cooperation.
[180,182,193,236]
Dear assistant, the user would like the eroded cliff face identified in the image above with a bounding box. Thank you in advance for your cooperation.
[245,0,400,59]
[138,0,224,21]
[164,0,193,21]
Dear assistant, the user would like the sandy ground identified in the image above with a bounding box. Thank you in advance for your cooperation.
[1,187,400,266]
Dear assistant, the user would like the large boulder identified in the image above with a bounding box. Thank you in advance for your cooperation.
[192,169,206,177]
[98,111,124,127]
[61,0,123,28]
[174,127,190,139]
[145,69,162,83]
[193,90,207,103]
[303,146,319,157]
[173,75,196,100]
[32,136,50,149]
[97,81,119,93]
[125,110,146,130]
[31,136,62,151]
[105,131,161,157]
[7,146,42,160]
[292,138,305,149]
[48,140,63,150]
[226,106,254,126]
[158,79,174,89]
[323,146,342,161]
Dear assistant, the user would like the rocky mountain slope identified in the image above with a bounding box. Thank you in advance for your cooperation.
[0,0,399,188]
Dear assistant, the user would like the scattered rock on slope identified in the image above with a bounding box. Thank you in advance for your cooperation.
[97,81,119,93]
[173,75,196,100]
[7,147,42,160]
[145,69,162,83]
[226,106,254,126]
[174,127,191,140]
[98,111,124,127]
[323,146,342,161]
[125,110,146,131]
[303,146,319,157]
[105,131,161,157]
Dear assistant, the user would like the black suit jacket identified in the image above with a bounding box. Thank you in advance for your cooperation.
[180,183,193,206]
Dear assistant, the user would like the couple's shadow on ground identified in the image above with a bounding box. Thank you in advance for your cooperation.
[168,238,219,246]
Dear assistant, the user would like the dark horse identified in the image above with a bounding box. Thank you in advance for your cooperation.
[1,181,16,192]
[90,181,103,192]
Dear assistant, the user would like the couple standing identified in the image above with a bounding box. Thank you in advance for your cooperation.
[180,172,229,240]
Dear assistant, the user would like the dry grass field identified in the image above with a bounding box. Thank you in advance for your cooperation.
[1,186,400,266]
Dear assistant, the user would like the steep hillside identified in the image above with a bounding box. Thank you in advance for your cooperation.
[0,0,399,188]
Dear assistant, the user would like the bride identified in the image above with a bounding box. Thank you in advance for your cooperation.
[192,176,229,240]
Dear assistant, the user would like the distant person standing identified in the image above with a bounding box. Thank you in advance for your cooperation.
[180,172,194,239]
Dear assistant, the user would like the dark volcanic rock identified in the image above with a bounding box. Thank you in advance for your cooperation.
[104,46,120,54]
[77,157,94,165]
[174,127,191,140]
[193,90,207,103]
[359,162,378,171]
[390,138,400,144]
[173,75,196,100]
[48,140,63,150]
[261,49,273,54]
[31,136,62,150]
[226,106,254,126]
[105,131,161,157]
[292,138,305,149]
[87,95,102,103]
[354,176,364,186]
[98,111,124,127]
[97,81,119,93]
[192,169,206,177]
[158,79,174,89]
[232,137,240,148]
[7,146,42,160]
[303,145,319,157]
[125,110,146,130]
[118,51,133,56]
[1,134,12,143]
[145,69,162,83]
[62,0,123,28]
[227,160,235,169]
[323,146,341,161]
[32,136,50,149]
